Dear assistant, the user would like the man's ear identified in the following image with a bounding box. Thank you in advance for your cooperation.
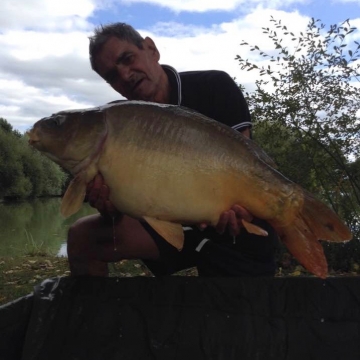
[144,37,160,61]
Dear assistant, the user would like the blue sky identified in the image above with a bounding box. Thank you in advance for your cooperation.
[92,1,359,28]
[291,1,360,24]
[0,0,359,132]
[91,4,236,28]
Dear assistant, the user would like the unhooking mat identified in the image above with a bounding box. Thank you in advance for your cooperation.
[1,276,360,360]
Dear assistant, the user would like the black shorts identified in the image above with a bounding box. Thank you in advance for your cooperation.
[141,219,278,277]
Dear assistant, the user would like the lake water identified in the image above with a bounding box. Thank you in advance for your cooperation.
[0,198,97,257]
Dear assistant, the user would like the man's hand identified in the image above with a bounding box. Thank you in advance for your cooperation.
[86,173,120,218]
[199,205,254,236]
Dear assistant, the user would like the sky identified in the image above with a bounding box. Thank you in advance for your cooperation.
[1,0,359,133]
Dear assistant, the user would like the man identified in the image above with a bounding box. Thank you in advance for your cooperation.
[67,22,278,277]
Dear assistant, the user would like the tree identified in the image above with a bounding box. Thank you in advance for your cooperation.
[236,17,360,243]
[0,117,21,137]
[0,119,67,199]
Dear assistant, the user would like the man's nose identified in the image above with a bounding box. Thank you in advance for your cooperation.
[116,65,132,81]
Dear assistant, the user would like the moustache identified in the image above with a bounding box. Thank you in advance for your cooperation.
[125,76,145,91]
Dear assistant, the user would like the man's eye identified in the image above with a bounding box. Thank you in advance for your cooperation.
[122,54,133,65]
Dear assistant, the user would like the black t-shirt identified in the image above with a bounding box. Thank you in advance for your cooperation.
[163,65,252,133]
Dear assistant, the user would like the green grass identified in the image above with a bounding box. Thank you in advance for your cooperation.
[0,255,141,306]
[3,252,357,306]
[0,255,69,305]
[0,254,198,306]
[23,228,54,257]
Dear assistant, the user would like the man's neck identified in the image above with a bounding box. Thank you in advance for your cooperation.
[152,68,171,104]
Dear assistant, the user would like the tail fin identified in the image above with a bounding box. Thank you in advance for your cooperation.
[276,190,352,279]
[301,190,352,243]
[279,220,329,279]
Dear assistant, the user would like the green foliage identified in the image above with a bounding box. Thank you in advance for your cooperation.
[237,17,360,271]
[0,117,21,138]
[0,118,13,133]
[237,17,360,231]
[0,118,67,199]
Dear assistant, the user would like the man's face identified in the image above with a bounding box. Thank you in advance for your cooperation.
[94,36,164,101]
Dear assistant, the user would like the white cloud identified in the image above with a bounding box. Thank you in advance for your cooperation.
[0,0,358,134]
[0,0,98,31]
[0,0,125,132]
[144,8,310,90]
[1,31,89,61]
[0,75,119,131]
[0,6,312,132]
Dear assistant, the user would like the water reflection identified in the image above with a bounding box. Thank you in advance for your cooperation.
[0,198,97,257]
[57,243,68,257]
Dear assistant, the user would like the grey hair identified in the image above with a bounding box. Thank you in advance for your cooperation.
[89,23,144,72]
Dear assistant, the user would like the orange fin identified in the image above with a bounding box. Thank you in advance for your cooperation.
[143,217,184,250]
[275,189,352,278]
[300,190,352,242]
[279,220,328,279]
[241,219,268,236]
[60,175,87,217]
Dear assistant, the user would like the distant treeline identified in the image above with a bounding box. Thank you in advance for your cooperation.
[0,118,68,200]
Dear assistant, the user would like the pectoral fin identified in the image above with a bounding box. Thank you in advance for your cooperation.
[143,217,184,250]
[61,175,87,217]
[241,219,268,236]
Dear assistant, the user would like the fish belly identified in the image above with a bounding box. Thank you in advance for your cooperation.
[98,135,299,227]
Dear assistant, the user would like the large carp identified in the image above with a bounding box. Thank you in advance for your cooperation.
[27,100,352,278]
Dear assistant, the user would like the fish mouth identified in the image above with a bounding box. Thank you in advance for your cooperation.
[26,129,40,146]
[28,139,40,146]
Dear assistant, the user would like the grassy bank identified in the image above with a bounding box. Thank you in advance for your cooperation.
[2,253,359,306]
[0,254,197,306]
[0,255,153,306]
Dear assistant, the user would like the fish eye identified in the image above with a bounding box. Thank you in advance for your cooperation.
[46,115,66,127]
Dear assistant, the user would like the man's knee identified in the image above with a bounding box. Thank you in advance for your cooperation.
[66,215,112,276]
[67,216,98,258]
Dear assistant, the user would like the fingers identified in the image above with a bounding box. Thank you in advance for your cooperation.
[228,210,239,236]
[218,210,241,236]
[87,174,107,208]
[86,174,103,202]
[87,173,103,191]
[197,223,208,231]
[85,173,120,217]
[215,211,230,234]
[93,184,110,211]
[215,205,255,236]
[231,204,253,223]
